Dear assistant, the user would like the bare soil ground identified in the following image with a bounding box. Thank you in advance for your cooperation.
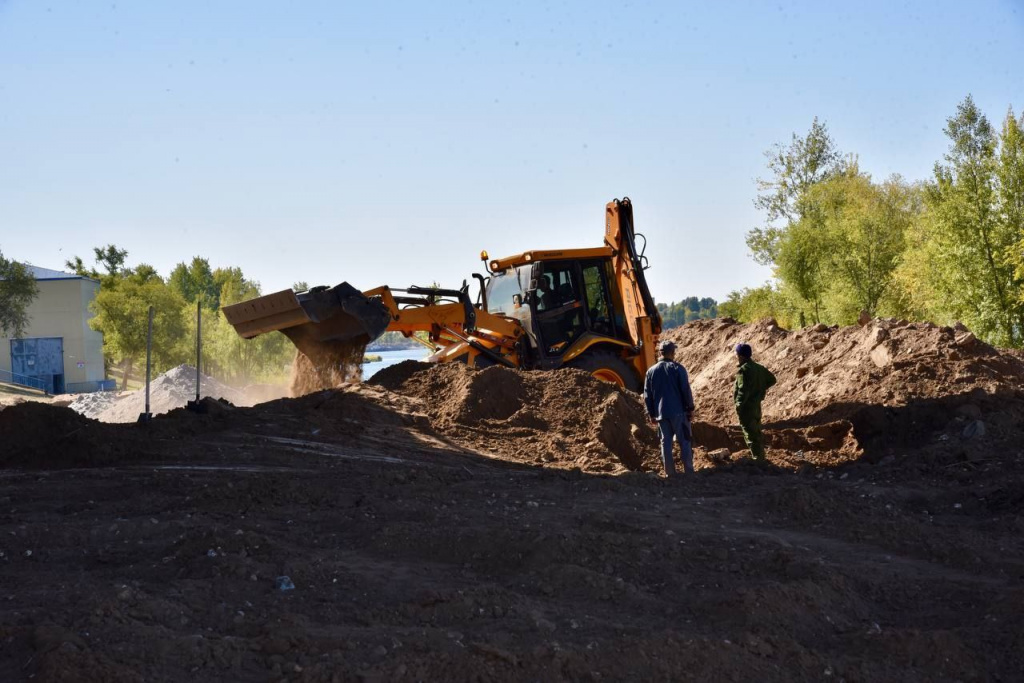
[1,319,1023,682]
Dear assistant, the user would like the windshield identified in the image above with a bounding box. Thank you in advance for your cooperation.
[486,266,531,316]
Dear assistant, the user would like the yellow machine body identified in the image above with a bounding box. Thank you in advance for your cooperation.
[223,198,662,391]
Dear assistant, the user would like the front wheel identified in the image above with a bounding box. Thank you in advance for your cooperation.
[567,350,641,393]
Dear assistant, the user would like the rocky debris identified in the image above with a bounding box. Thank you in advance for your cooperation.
[69,365,252,423]
[65,389,119,418]
[706,448,731,463]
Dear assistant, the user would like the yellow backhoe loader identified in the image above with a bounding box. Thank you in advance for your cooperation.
[222,197,662,391]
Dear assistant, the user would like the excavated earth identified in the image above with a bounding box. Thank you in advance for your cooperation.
[1,318,1023,681]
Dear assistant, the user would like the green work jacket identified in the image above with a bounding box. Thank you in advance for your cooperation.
[733,359,776,416]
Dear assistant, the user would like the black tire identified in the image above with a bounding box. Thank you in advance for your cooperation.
[567,350,641,393]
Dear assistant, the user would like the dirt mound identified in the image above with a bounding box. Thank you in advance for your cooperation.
[70,365,252,423]
[370,363,658,472]
[0,402,128,467]
[65,388,120,418]
[663,316,1024,428]
[289,340,366,397]
[370,359,433,390]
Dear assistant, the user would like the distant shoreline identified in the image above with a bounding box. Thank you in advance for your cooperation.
[366,343,423,352]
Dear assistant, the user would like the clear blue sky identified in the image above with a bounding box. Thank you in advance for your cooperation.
[1,1,1022,303]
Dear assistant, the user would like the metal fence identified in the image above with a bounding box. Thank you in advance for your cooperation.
[0,368,50,393]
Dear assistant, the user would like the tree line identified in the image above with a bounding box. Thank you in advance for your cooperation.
[722,95,1024,349]
[64,249,294,388]
[656,297,719,329]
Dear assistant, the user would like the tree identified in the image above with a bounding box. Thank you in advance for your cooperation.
[168,257,219,309]
[203,271,294,384]
[774,210,832,323]
[93,245,129,276]
[924,96,1024,346]
[66,245,157,288]
[129,264,162,285]
[999,109,1024,309]
[781,169,918,322]
[0,250,39,338]
[90,279,188,389]
[718,284,799,328]
[748,118,845,265]
[655,298,719,329]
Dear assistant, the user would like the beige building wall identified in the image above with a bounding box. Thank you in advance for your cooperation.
[0,277,105,389]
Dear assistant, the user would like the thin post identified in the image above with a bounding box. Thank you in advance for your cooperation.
[195,300,202,403]
[141,305,154,421]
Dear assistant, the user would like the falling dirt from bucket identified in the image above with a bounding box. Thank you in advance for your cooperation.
[289,340,367,397]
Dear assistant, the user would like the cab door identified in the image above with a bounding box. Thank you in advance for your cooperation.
[579,259,629,342]
[530,260,586,359]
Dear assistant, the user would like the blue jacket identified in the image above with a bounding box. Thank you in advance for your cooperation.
[643,359,695,422]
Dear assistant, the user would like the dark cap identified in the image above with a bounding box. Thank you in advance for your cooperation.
[735,342,752,357]
[659,340,677,353]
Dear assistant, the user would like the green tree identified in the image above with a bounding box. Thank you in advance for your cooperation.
[782,169,918,322]
[655,298,719,329]
[93,245,129,276]
[203,273,294,384]
[65,245,159,288]
[719,284,800,328]
[924,96,1024,346]
[0,250,39,338]
[748,118,845,265]
[169,257,219,309]
[90,279,189,388]
[774,210,832,323]
[66,245,130,282]
[999,109,1024,309]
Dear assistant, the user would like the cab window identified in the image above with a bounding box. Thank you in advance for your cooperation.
[533,261,585,356]
[582,262,614,337]
[486,268,526,315]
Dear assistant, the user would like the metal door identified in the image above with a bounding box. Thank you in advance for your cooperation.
[10,337,64,393]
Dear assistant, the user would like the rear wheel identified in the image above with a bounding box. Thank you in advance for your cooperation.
[567,350,641,392]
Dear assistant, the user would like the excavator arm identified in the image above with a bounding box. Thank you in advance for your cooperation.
[603,197,662,373]
[365,285,523,366]
[222,281,525,369]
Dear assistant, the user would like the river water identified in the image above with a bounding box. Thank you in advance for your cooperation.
[363,348,430,380]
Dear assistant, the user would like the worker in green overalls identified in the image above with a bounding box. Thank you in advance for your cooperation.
[733,343,776,461]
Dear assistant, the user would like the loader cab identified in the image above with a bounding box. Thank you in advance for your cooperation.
[525,258,629,361]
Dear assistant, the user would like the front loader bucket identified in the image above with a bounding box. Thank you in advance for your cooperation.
[222,282,392,358]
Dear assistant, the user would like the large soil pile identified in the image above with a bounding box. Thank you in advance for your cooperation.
[370,361,659,472]
[658,318,1024,467]
[662,317,1024,425]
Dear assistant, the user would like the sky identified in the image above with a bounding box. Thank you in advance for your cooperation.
[1,0,1022,304]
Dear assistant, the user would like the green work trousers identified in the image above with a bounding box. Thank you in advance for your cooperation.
[737,403,765,461]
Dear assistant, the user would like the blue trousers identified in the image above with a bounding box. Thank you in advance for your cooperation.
[658,414,694,477]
